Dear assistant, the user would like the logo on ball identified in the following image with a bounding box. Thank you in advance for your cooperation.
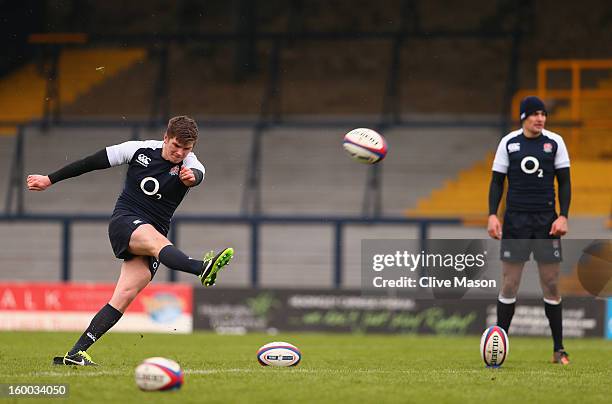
[343,128,388,164]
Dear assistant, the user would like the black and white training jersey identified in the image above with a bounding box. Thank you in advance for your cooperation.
[492,128,570,212]
[106,140,205,233]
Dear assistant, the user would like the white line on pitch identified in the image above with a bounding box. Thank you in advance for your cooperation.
[0,367,571,378]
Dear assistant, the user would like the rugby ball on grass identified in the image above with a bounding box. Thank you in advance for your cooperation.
[343,128,388,164]
[135,357,184,391]
[480,326,509,367]
[257,341,301,367]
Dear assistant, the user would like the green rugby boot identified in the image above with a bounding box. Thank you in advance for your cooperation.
[53,350,98,366]
[199,247,234,286]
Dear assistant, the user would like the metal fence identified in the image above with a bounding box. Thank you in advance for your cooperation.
[0,213,461,287]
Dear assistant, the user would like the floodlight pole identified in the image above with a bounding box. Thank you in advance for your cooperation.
[362,0,420,218]
[28,33,88,131]
[4,126,25,215]
[149,45,170,127]
[362,161,383,218]
[241,39,283,215]
[500,1,529,137]
[41,45,61,130]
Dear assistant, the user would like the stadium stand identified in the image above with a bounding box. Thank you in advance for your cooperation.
[0,136,13,194]
[14,124,498,217]
[2,123,496,286]
[408,59,612,219]
[407,158,612,218]
[0,48,145,133]
[1,1,609,292]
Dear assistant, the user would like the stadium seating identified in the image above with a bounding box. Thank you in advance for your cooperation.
[1,124,497,286]
[407,157,612,218]
[0,48,145,134]
[1,4,610,290]
[408,63,612,219]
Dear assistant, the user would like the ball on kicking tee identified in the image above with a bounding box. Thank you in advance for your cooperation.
[577,240,612,297]
[134,357,184,391]
[342,128,388,164]
[480,326,509,368]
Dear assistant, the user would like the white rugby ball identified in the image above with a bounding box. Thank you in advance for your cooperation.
[135,357,184,391]
[480,326,509,367]
[343,128,388,164]
[257,341,301,367]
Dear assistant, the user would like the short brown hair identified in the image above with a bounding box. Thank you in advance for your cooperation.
[167,116,198,144]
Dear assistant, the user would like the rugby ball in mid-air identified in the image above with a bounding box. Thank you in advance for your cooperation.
[480,326,509,368]
[135,357,184,391]
[257,341,301,367]
[342,128,388,164]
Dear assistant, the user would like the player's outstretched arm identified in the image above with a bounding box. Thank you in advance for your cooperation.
[27,149,112,190]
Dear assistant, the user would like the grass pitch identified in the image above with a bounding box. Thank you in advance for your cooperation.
[0,331,610,403]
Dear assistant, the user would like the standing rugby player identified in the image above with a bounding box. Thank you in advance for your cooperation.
[27,116,234,366]
[487,96,571,365]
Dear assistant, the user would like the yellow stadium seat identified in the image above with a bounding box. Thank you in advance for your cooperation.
[0,48,145,135]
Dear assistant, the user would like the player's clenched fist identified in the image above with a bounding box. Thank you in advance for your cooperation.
[179,166,196,186]
[26,175,52,191]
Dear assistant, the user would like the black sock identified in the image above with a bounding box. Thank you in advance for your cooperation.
[158,245,203,275]
[68,303,123,355]
[545,300,564,351]
[496,298,516,333]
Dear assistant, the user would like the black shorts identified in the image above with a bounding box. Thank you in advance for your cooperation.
[500,211,562,263]
[108,213,166,279]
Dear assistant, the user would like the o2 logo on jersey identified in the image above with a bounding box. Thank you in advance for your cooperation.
[520,156,543,178]
[140,177,162,199]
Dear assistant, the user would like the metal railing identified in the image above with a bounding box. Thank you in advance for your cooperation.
[0,213,462,288]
